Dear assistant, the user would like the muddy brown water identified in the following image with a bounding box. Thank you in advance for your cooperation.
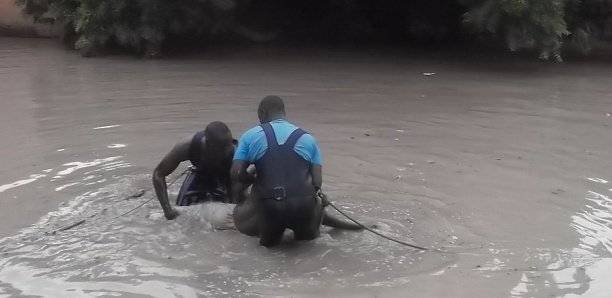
[0,37,611,297]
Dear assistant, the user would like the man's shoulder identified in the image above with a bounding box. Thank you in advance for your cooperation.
[296,132,317,146]
[277,121,315,143]
[167,135,194,162]
[241,125,264,139]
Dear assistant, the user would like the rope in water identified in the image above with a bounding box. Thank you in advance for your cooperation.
[48,169,189,234]
[111,169,188,220]
[326,199,430,251]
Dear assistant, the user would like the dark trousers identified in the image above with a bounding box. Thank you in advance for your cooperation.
[176,169,226,206]
[258,195,323,247]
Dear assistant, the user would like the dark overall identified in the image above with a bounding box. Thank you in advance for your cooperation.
[175,131,230,206]
[254,123,322,247]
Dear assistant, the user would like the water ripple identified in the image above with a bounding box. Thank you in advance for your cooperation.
[0,176,439,297]
[510,177,612,297]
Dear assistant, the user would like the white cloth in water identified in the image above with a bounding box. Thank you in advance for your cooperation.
[177,202,236,230]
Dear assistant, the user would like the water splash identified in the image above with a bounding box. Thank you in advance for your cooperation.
[510,177,612,297]
[0,174,46,193]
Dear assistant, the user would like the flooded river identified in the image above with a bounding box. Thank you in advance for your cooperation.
[0,38,611,297]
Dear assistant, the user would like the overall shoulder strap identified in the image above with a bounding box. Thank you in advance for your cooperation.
[260,123,279,149]
[282,128,306,149]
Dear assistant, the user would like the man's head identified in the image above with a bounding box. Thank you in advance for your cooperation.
[204,121,234,149]
[258,95,286,124]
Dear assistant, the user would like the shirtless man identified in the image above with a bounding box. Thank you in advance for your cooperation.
[153,121,237,220]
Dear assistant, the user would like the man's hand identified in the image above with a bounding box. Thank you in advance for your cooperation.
[246,165,257,183]
[316,188,329,207]
[164,208,179,220]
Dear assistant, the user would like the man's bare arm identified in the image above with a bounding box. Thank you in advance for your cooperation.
[230,160,251,204]
[152,138,190,220]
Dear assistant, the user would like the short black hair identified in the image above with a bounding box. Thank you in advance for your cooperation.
[204,121,232,145]
[258,95,285,114]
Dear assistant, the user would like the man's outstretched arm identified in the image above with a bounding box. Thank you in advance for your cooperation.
[230,160,252,204]
[153,138,190,220]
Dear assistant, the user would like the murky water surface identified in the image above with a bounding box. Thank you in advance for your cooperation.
[1,38,611,297]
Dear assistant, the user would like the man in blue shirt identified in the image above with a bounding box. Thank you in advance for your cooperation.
[231,96,360,247]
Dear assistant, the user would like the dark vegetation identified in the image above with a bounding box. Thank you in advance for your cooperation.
[16,0,612,59]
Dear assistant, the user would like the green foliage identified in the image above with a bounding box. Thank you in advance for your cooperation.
[15,0,612,58]
[564,0,612,55]
[16,0,236,56]
[463,0,569,59]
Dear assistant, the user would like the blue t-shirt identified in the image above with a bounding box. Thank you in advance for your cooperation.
[234,119,322,165]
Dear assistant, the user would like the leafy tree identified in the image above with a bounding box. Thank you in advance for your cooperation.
[16,0,242,57]
[564,0,612,55]
[463,0,568,60]
[15,0,612,59]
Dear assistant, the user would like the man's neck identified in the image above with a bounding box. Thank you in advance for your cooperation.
[266,115,286,123]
